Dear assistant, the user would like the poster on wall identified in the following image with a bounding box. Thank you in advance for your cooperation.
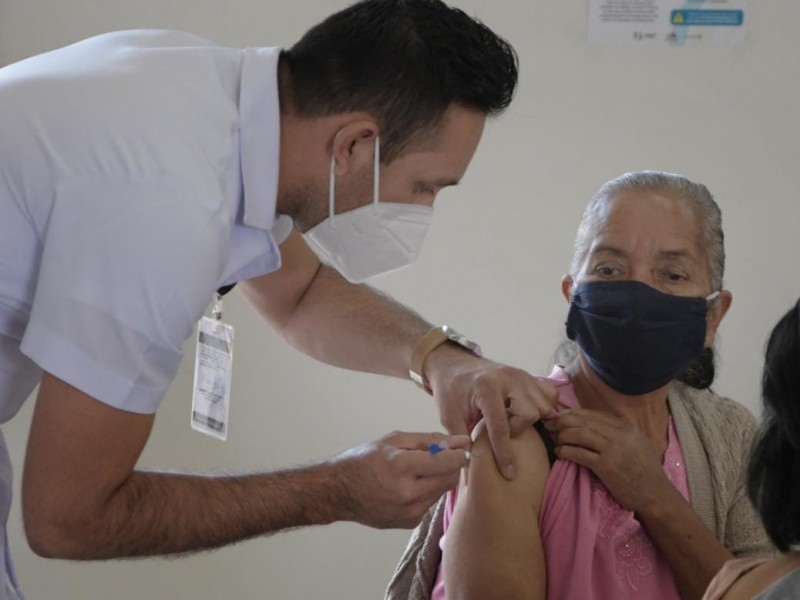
[588,0,747,47]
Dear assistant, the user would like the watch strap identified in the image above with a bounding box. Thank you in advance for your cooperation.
[409,325,481,394]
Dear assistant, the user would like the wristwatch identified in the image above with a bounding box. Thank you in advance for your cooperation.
[409,325,482,394]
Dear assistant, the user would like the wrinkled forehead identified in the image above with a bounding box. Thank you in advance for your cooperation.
[603,188,698,226]
[582,189,709,263]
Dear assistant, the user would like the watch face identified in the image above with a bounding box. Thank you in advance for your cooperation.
[443,326,482,357]
[409,370,426,387]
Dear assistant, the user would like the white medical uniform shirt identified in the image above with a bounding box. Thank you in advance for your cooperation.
[0,30,291,419]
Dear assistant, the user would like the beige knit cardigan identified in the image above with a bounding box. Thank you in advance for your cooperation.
[385,381,773,600]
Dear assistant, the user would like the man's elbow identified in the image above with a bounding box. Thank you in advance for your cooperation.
[23,505,97,559]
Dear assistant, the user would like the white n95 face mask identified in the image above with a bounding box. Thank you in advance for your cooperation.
[304,136,434,284]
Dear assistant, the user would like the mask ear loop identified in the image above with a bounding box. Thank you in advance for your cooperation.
[329,133,379,225]
[706,290,721,303]
[328,151,338,229]
[373,135,380,208]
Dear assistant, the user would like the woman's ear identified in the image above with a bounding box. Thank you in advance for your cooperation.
[330,120,379,177]
[705,289,732,347]
[561,275,574,304]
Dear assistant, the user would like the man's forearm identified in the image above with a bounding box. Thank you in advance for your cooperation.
[27,375,469,562]
[280,265,432,378]
[36,461,349,560]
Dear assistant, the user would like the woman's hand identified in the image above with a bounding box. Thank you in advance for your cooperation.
[545,408,673,513]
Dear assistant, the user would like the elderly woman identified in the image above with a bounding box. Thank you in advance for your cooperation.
[386,172,772,600]
[703,299,800,599]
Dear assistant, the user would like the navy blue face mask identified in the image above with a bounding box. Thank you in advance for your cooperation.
[565,280,719,396]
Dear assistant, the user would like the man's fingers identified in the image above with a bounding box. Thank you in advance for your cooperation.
[386,450,466,527]
[503,377,559,435]
[525,378,558,418]
[339,432,472,530]
[387,431,471,452]
[411,471,462,503]
[397,481,460,528]
[506,393,539,426]
[439,435,472,450]
[371,471,459,530]
[480,398,515,480]
[399,447,471,478]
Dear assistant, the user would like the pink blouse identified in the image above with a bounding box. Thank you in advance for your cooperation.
[432,366,690,600]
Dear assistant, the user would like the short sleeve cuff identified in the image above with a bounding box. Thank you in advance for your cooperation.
[21,319,181,415]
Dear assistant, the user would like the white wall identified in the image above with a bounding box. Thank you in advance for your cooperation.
[2,1,799,598]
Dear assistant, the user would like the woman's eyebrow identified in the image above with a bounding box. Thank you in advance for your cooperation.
[659,249,698,263]
[589,245,627,258]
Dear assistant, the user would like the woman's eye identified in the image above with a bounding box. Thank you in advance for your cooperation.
[663,272,687,282]
[594,266,620,277]
[661,271,689,285]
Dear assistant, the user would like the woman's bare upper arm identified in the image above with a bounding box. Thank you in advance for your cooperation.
[443,421,552,600]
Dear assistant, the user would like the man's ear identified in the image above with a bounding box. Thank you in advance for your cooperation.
[705,289,732,347]
[561,275,574,304]
[330,120,379,177]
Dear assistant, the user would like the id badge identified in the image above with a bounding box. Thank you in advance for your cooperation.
[191,312,234,441]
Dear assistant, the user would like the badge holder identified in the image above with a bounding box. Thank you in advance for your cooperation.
[191,294,234,440]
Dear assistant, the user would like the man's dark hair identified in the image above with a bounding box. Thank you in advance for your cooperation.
[747,298,800,552]
[281,0,518,161]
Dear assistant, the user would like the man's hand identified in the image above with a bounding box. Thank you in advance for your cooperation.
[425,346,557,481]
[330,431,471,529]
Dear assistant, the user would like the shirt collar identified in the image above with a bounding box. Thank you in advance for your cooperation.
[239,46,281,230]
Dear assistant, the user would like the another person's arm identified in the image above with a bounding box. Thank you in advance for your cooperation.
[22,373,470,559]
[239,230,557,480]
[443,422,550,600]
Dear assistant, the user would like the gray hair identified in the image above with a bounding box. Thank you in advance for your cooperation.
[569,171,725,292]
[557,171,726,388]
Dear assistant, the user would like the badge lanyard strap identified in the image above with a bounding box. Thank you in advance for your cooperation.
[211,293,223,322]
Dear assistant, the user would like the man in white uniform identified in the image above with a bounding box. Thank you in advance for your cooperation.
[0,0,554,595]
